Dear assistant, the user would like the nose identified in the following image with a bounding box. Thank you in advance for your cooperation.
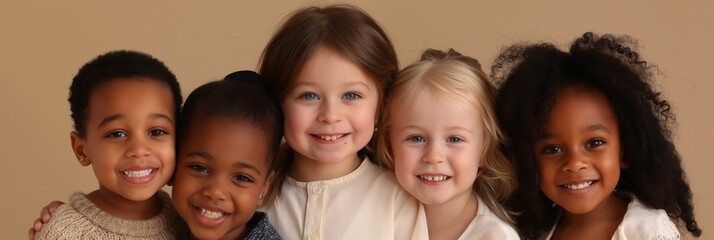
[422,142,445,164]
[201,176,228,201]
[562,149,588,172]
[125,135,152,158]
[317,100,342,124]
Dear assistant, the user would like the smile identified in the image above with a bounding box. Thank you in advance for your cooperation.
[199,208,225,219]
[313,134,346,141]
[122,169,154,178]
[561,180,595,190]
[418,175,450,182]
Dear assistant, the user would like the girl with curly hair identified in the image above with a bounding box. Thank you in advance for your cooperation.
[492,32,701,239]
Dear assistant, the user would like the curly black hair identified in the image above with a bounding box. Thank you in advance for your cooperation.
[491,32,701,239]
[69,50,182,136]
[177,71,283,173]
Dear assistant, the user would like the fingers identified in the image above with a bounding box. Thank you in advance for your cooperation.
[39,201,64,223]
[28,227,35,240]
[28,218,43,240]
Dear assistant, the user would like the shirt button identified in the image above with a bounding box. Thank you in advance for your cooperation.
[312,186,322,194]
[308,233,319,240]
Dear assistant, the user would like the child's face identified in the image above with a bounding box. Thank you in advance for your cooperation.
[282,46,379,164]
[70,78,175,202]
[534,87,623,215]
[172,116,272,240]
[390,90,484,206]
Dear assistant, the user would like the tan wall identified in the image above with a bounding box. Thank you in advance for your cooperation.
[1,1,711,238]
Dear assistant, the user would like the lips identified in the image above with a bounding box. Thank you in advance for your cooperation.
[199,207,225,219]
[119,168,158,184]
[123,169,153,177]
[418,175,451,182]
[311,133,349,142]
[193,206,229,226]
[561,180,597,190]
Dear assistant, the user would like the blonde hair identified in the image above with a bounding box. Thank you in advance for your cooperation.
[376,48,517,224]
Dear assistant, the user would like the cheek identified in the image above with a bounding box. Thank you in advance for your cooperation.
[282,106,309,136]
[536,160,554,184]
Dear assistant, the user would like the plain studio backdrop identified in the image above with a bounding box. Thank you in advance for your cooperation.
[1,1,711,239]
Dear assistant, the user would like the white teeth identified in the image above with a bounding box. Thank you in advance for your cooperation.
[123,169,152,177]
[318,134,344,141]
[200,208,224,219]
[419,175,448,182]
[563,181,594,190]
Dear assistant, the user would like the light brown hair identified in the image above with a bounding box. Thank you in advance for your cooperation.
[258,4,399,204]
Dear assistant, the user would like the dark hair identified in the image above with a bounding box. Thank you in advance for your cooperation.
[258,4,399,203]
[69,50,182,136]
[492,32,701,238]
[178,70,283,172]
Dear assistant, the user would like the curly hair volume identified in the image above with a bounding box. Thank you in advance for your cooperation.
[491,32,701,239]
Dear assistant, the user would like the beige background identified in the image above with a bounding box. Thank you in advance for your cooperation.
[1,1,711,238]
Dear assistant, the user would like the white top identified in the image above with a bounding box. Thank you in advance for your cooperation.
[545,193,680,240]
[411,196,520,240]
[262,158,421,240]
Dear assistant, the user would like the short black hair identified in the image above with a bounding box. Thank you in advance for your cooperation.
[69,50,182,136]
[492,32,701,238]
[178,70,283,172]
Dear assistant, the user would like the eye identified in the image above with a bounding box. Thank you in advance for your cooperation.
[446,136,464,143]
[543,145,562,154]
[343,91,362,100]
[232,174,254,184]
[148,129,168,137]
[407,135,426,143]
[106,131,127,138]
[188,164,209,174]
[586,139,606,148]
[300,92,319,100]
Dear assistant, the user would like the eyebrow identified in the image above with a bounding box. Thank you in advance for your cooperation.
[585,124,610,133]
[185,151,262,176]
[293,81,371,89]
[537,124,611,140]
[97,113,174,129]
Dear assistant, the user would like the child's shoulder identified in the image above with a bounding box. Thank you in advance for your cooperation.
[243,211,282,240]
[617,194,680,240]
[460,197,520,240]
[38,191,182,239]
[35,192,96,239]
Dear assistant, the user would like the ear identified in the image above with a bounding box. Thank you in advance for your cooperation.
[70,131,90,166]
[257,171,275,206]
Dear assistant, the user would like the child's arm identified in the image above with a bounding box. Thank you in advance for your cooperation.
[27,201,64,240]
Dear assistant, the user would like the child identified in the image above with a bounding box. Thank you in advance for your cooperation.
[492,32,702,239]
[375,49,519,240]
[171,70,282,239]
[258,4,420,239]
[35,50,184,239]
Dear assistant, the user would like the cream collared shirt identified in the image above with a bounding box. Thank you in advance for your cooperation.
[262,159,421,240]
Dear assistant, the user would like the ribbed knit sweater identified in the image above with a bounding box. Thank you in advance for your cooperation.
[36,190,183,239]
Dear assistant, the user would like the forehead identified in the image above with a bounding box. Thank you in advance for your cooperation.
[87,78,174,117]
[546,87,618,131]
[293,46,378,89]
[391,89,482,128]
[180,116,270,167]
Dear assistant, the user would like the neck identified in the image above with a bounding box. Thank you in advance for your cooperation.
[86,186,162,220]
[288,152,362,182]
[424,192,478,240]
[555,193,628,239]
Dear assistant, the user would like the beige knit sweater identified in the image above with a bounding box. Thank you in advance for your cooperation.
[36,190,183,239]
